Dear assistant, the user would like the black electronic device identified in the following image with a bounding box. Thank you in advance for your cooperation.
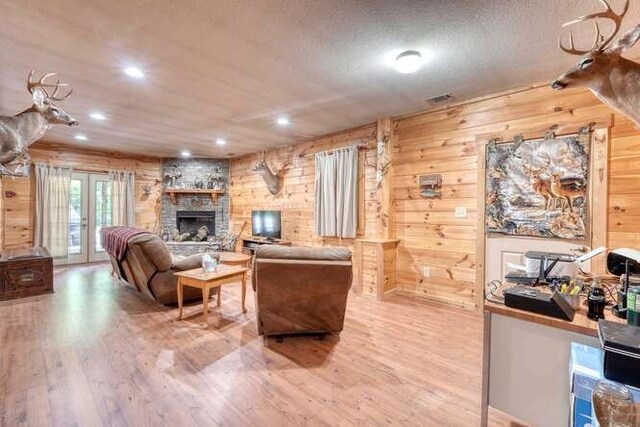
[504,285,576,321]
[251,210,282,239]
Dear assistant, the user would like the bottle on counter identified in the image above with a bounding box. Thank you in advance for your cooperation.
[588,278,606,320]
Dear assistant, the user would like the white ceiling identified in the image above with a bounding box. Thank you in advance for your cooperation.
[1,0,638,158]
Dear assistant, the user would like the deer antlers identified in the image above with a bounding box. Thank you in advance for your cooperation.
[559,0,629,55]
[522,152,550,177]
[27,70,74,101]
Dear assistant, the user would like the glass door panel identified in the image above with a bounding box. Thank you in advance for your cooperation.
[66,172,112,264]
[67,173,88,264]
[88,174,112,262]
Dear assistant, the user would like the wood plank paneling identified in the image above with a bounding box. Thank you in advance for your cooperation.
[392,84,635,310]
[229,84,640,311]
[230,125,378,285]
[2,141,162,249]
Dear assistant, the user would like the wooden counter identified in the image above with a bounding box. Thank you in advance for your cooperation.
[484,300,626,337]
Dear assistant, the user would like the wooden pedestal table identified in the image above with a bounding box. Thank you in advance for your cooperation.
[175,264,249,328]
[217,252,252,268]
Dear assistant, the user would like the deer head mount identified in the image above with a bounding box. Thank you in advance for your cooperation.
[0,71,78,176]
[252,150,290,196]
[552,0,640,126]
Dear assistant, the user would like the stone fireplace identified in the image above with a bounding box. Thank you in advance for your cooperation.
[161,158,230,255]
[176,210,216,238]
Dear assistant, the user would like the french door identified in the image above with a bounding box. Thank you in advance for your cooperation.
[68,172,112,264]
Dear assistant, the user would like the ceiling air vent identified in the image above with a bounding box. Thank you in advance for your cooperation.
[426,93,453,104]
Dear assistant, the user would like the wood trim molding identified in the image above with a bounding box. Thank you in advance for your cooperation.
[590,127,609,274]
[33,140,162,163]
[476,137,487,311]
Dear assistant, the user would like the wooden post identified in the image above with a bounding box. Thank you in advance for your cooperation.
[475,138,487,311]
[376,117,393,239]
[590,127,609,274]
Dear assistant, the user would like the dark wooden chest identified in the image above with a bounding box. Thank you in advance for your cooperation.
[0,247,53,301]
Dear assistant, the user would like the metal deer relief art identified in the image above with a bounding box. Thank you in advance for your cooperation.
[485,133,589,240]
[0,71,78,176]
[552,0,640,127]
[252,150,289,196]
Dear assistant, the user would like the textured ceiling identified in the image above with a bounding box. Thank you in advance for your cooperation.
[1,0,639,158]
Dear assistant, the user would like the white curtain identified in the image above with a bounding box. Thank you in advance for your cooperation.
[315,146,358,238]
[34,164,73,258]
[110,170,136,226]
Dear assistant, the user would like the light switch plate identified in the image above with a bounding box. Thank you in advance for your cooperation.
[455,207,468,218]
[422,266,431,278]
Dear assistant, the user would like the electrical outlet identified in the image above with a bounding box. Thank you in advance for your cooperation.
[455,207,468,218]
[422,266,431,278]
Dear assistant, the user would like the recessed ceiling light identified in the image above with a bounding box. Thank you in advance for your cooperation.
[89,112,106,120]
[216,138,226,146]
[75,134,88,141]
[123,67,145,79]
[180,150,191,158]
[276,116,290,126]
[394,50,423,74]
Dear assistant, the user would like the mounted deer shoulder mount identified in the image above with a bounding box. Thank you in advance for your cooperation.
[0,71,78,176]
[552,0,640,127]
[252,150,290,196]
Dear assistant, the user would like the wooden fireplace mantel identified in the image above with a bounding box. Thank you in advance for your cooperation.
[164,188,225,204]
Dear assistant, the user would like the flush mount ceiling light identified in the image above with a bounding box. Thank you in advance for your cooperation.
[180,150,191,158]
[89,112,106,120]
[74,134,88,141]
[216,138,226,146]
[276,116,290,126]
[123,66,145,79]
[394,50,423,74]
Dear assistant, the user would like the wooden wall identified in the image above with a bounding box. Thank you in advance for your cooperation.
[2,141,162,249]
[392,84,638,310]
[3,83,635,311]
[229,125,379,285]
[230,84,640,311]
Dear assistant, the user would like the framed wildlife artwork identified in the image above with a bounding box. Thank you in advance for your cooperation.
[485,131,590,240]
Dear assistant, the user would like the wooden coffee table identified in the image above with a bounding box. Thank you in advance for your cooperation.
[175,264,249,327]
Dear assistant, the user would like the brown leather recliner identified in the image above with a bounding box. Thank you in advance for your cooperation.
[110,233,220,305]
[252,245,353,337]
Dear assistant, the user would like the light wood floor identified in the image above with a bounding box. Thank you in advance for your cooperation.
[0,264,516,426]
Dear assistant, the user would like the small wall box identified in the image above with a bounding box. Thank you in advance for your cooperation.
[420,174,442,198]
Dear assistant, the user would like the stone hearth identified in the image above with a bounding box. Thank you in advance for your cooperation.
[165,241,217,257]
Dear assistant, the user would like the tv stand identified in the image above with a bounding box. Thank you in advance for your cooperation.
[242,237,291,255]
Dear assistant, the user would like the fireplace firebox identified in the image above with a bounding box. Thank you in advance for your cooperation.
[176,211,216,237]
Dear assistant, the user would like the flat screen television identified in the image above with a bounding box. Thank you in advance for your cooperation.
[252,210,282,239]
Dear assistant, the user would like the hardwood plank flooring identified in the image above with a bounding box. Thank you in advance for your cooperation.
[0,264,516,426]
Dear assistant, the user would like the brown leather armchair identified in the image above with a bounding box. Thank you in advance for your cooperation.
[110,232,220,305]
[252,245,353,337]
